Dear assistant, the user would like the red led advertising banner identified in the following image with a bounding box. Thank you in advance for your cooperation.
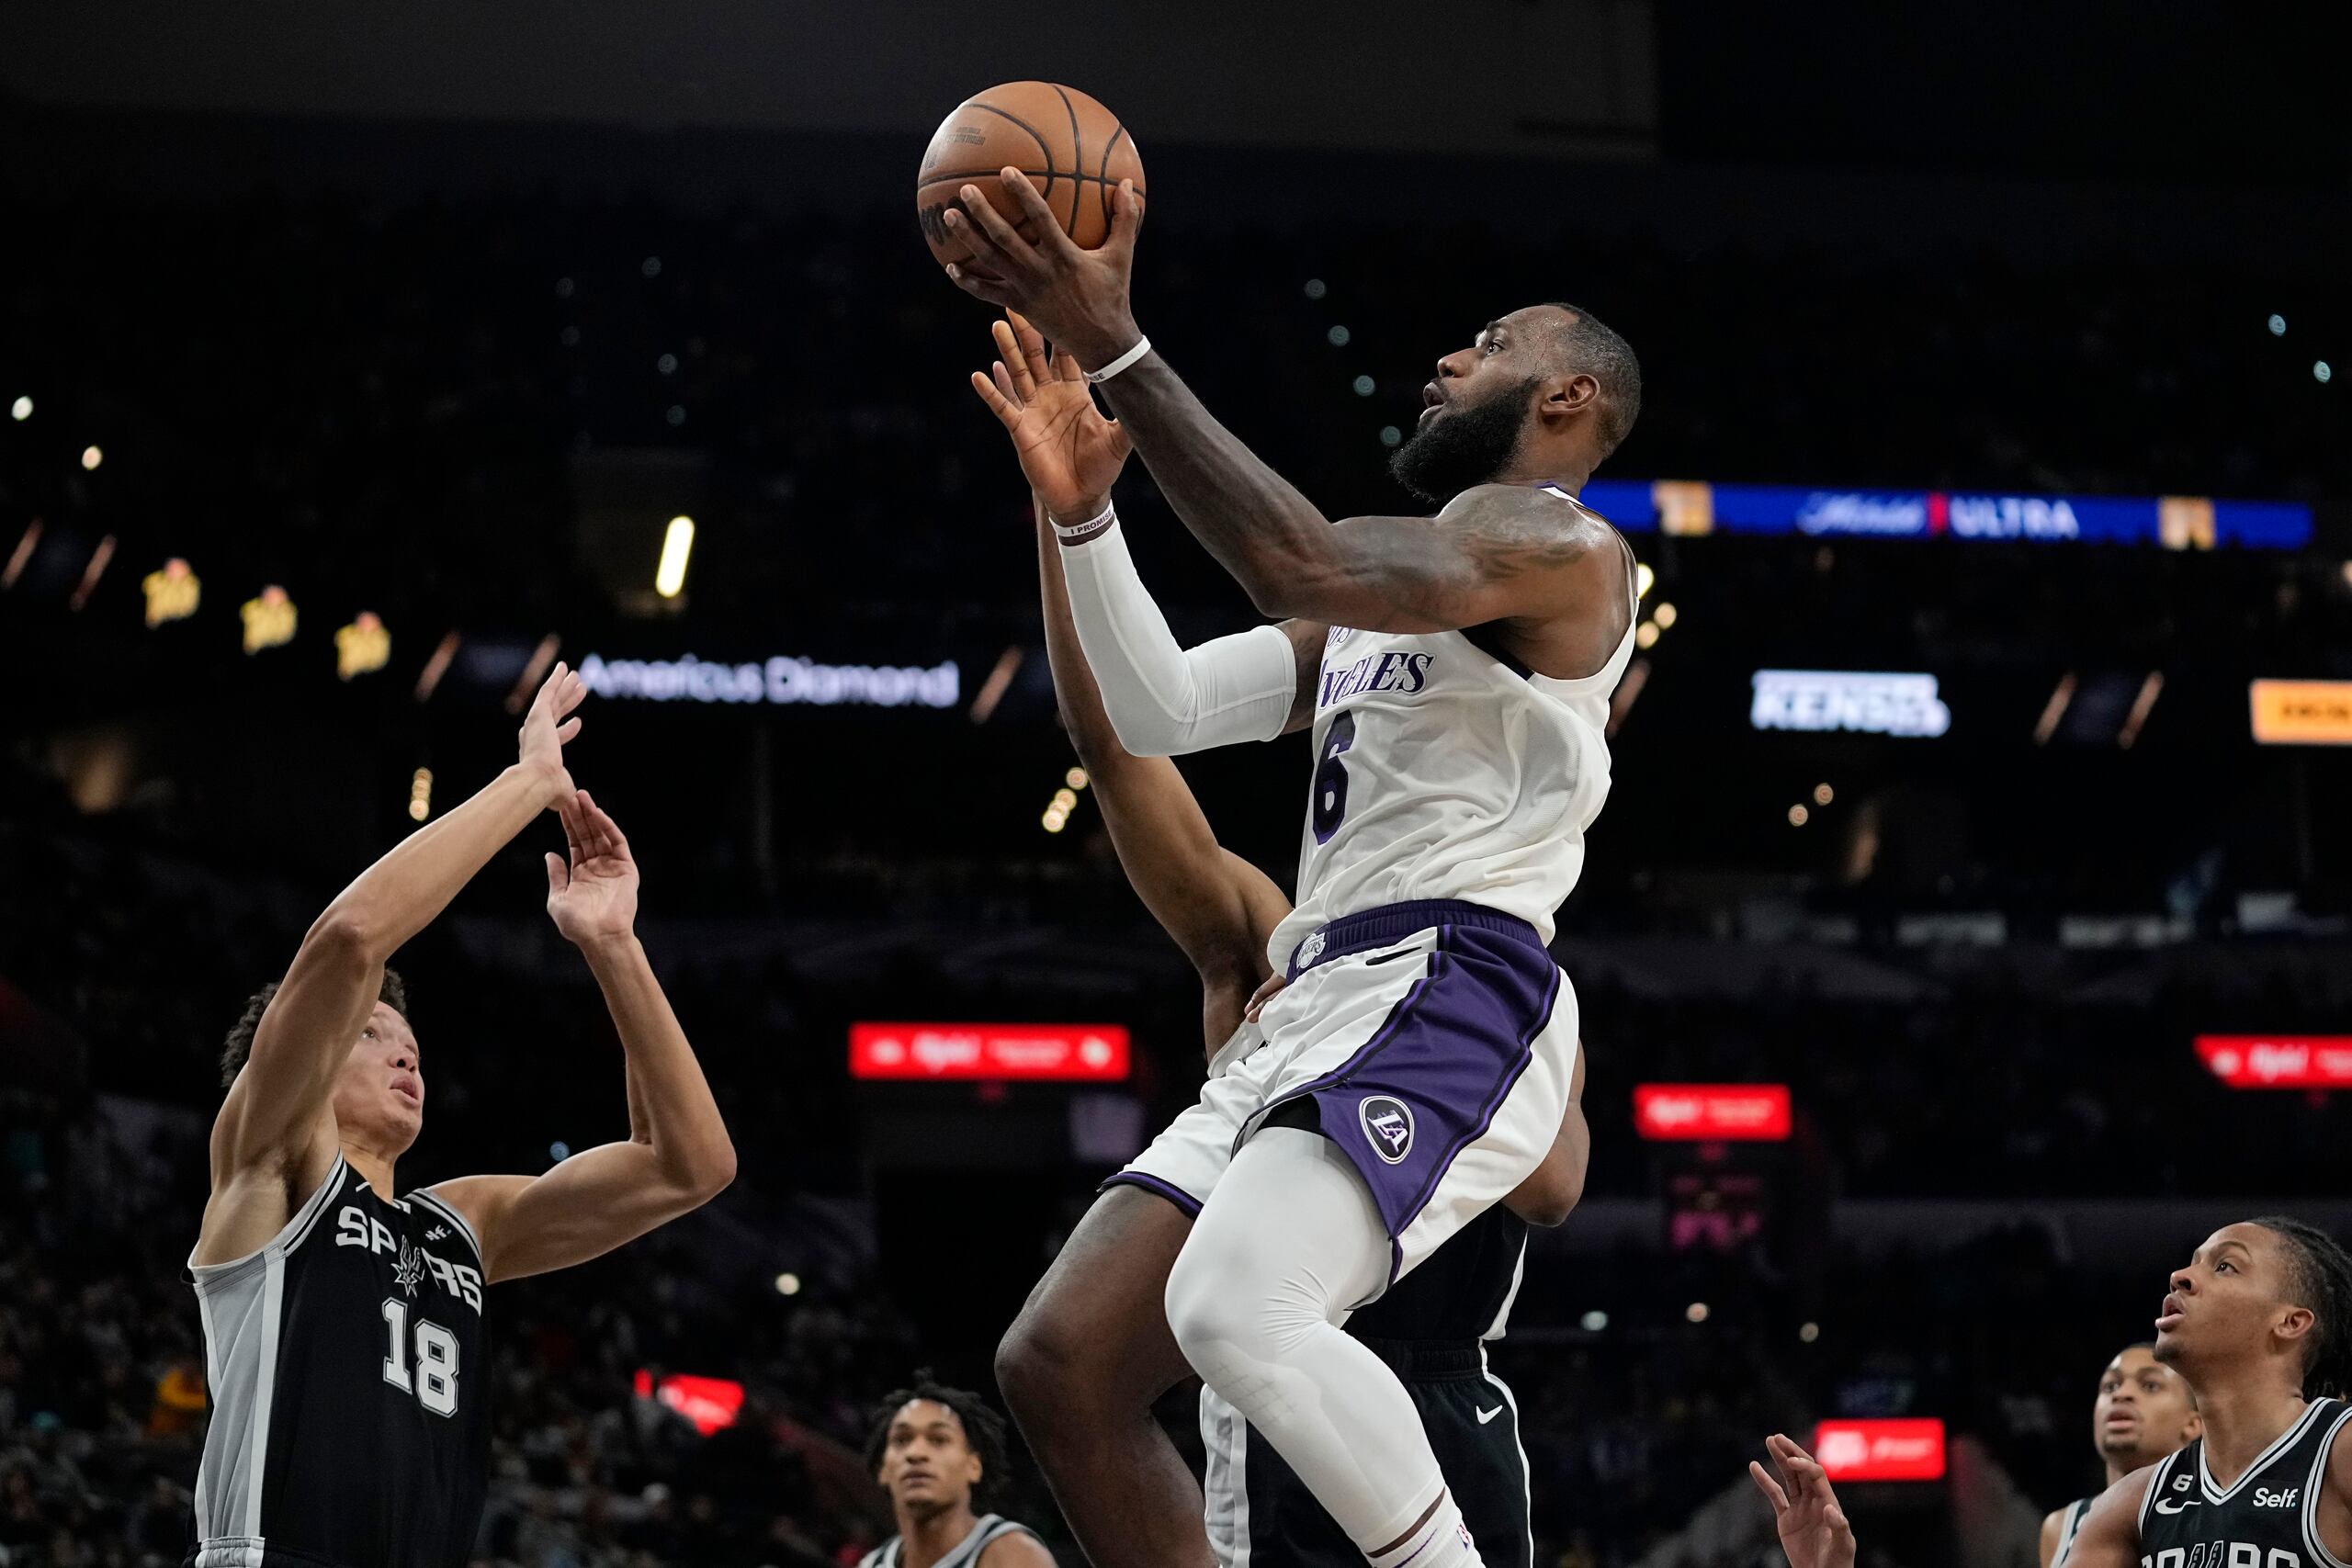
[850,1022,1131,1082]
[1634,1084,1792,1141]
[1814,1419,1947,1482]
[2195,1035,2352,1089]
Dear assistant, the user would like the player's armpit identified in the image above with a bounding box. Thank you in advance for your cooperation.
[2061,1465,2159,1568]
[1277,618,1330,735]
[429,1141,728,1284]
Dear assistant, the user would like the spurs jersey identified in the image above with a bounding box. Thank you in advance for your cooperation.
[856,1515,1040,1568]
[2052,1495,2095,1567]
[1267,486,1637,967]
[2137,1398,2352,1568]
[187,1156,491,1568]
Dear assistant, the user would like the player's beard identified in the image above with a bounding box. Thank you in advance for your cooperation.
[1389,378,1541,506]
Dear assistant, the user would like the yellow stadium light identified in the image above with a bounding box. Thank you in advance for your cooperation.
[1788,804,1810,827]
[1652,601,1677,628]
[1634,621,1660,649]
[336,611,391,680]
[240,585,297,653]
[1066,767,1090,791]
[1813,783,1834,807]
[654,514,695,599]
[81,445,103,471]
[9,396,29,422]
[1634,562,1655,599]
[409,768,434,823]
[141,558,200,626]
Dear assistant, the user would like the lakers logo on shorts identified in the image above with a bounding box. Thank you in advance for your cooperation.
[1359,1096,1414,1164]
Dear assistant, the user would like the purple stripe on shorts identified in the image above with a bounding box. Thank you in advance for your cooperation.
[1100,1170,1204,1218]
[1255,911,1562,1281]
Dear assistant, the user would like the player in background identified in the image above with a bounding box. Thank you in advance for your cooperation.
[2041,1346,2200,1567]
[1002,310,1586,1568]
[961,156,1637,1568]
[1958,1220,2352,1568]
[187,664,737,1568]
[858,1378,1055,1568]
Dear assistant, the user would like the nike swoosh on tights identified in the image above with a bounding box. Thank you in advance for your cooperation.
[1476,1405,1504,1425]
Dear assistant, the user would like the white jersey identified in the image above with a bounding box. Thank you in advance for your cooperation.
[1266,486,1637,966]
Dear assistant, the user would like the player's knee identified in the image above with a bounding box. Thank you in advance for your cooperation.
[1164,1224,1295,1370]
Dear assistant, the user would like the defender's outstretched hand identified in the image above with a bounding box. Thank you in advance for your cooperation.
[517,660,587,797]
[971,311,1133,521]
[1750,1435,1858,1568]
[545,790,639,946]
[943,171,1145,373]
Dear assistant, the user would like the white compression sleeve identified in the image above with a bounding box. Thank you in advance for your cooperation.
[1058,518,1298,757]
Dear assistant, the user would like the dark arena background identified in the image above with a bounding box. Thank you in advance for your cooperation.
[2,5,2347,1567]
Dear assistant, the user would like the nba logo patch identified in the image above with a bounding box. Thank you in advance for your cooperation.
[1359,1096,1414,1164]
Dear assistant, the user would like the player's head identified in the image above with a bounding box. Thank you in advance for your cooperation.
[220,970,422,1155]
[2091,1343,2199,1473]
[2154,1217,2352,1400]
[863,1373,1010,1526]
[1391,302,1641,504]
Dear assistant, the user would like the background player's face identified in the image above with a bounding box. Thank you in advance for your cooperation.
[2154,1223,2312,1379]
[1388,306,1565,504]
[876,1399,982,1521]
[2092,1345,2198,1469]
[326,1001,424,1154]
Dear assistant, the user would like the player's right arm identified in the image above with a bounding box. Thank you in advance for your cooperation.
[196,665,585,1264]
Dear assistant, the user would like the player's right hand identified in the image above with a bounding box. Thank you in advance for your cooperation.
[1749,1435,1857,1568]
[516,660,586,799]
[970,310,1132,524]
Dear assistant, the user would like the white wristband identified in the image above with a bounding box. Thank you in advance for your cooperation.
[1052,501,1119,547]
[1084,336,1152,384]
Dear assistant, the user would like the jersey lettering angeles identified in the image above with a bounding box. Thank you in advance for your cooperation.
[2136,1398,2352,1568]
[1266,487,1638,965]
[188,1156,491,1568]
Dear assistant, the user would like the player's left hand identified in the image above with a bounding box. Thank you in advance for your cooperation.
[943,170,1144,373]
[972,310,1132,521]
[1749,1435,1857,1568]
[545,789,639,945]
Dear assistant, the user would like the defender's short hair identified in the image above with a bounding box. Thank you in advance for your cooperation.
[862,1373,1013,1504]
[1544,302,1643,458]
[220,969,408,1089]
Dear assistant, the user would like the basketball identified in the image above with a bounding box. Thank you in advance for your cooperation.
[916,82,1144,267]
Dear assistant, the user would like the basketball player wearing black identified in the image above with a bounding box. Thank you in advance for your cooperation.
[1009,308,1586,1568]
[187,663,737,1568]
[1975,1219,2352,1568]
[2041,1345,2200,1567]
[859,1379,1054,1568]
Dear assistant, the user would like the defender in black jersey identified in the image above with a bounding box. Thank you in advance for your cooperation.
[995,421,1589,1568]
[1960,1218,2352,1568]
[187,664,736,1568]
[2041,1345,2200,1567]
[859,1379,1054,1568]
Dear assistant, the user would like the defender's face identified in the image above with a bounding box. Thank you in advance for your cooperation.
[876,1399,981,1519]
[1419,307,1564,436]
[2154,1224,2298,1372]
[2094,1346,2198,1465]
[329,1002,423,1152]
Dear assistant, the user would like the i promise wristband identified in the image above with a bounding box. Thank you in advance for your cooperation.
[1084,336,1151,384]
[1053,502,1119,547]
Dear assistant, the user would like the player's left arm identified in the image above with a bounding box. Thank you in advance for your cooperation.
[978,1532,1056,1568]
[943,175,1625,637]
[432,791,735,1284]
[2052,1464,2156,1568]
[2318,1415,2352,1564]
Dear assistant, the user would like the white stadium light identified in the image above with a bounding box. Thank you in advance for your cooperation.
[655,515,695,598]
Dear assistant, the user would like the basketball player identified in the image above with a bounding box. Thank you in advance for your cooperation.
[187,663,737,1568]
[2041,1346,2200,1566]
[956,168,1638,1568]
[860,1378,1054,1568]
[1017,398,1589,1568]
[1952,1219,2352,1568]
